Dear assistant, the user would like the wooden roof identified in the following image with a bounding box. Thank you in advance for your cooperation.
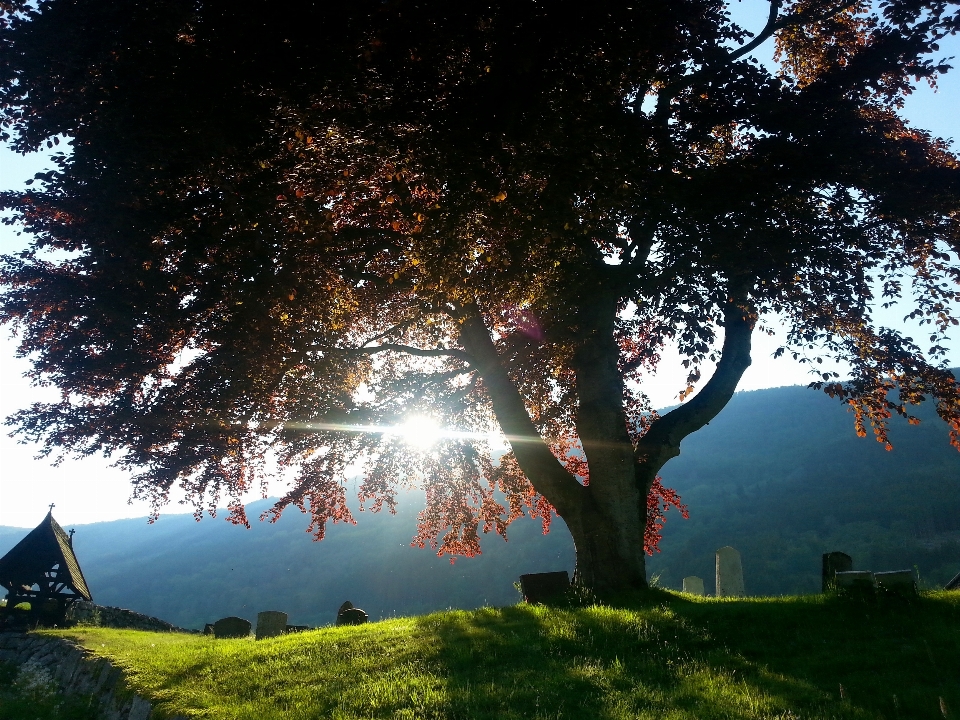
[0,511,92,601]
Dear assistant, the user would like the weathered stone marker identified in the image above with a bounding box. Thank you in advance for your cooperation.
[682,576,705,596]
[202,623,214,635]
[715,546,744,597]
[834,570,875,596]
[255,611,288,640]
[875,570,917,596]
[822,552,854,592]
[335,601,369,626]
[519,571,570,604]
[212,616,251,639]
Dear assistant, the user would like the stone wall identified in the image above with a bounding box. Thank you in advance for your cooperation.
[66,601,192,633]
[0,631,183,720]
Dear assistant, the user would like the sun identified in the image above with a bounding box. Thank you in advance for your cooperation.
[396,415,444,449]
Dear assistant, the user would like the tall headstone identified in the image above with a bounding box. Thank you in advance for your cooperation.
[716,546,745,597]
[255,610,288,640]
[822,552,853,592]
[682,576,705,596]
[212,616,251,639]
[519,571,570,604]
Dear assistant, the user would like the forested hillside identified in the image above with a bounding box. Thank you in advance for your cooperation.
[2,382,958,629]
[651,383,960,594]
[0,497,573,629]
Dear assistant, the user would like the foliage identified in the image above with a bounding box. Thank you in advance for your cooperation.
[2,0,960,590]
[1,381,956,627]
[49,591,960,719]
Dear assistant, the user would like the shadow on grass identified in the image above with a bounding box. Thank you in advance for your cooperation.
[412,591,960,720]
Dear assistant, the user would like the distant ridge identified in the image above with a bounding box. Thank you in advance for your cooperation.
[1,379,958,626]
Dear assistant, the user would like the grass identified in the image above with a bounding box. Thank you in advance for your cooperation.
[37,590,960,720]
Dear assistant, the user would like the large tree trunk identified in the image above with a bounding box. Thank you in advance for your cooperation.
[567,292,651,592]
[458,295,754,595]
[561,489,649,592]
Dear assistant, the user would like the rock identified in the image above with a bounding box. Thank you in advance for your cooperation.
[682,576,705,596]
[255,611,288,640]
[715,546,745,597]
[212,616,252,639]
[822,552,853,592]
[519,571,570,604]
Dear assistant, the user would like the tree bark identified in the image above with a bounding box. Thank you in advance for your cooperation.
[458,296,754,595]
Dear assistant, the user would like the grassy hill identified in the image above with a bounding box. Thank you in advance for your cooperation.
[1,381,958,628]
[36,590,960,720]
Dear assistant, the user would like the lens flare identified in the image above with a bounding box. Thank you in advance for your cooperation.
[396,415,443,449]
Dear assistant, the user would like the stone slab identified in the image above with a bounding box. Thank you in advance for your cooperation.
[213,616,251,639]
[336,607,369,626]
[875,569,916,596]
[682,576,705,596]
[835,570,875,593]
[715,546,744,597]
[255,611,288,640]
[519,571,570,604]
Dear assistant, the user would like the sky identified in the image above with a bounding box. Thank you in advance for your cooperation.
[1,3,958,528]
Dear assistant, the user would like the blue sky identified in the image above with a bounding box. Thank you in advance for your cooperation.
[0,4,958,527]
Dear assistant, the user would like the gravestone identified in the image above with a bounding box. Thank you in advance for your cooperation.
[875,570,916,596]
[255,610,288,640]
[335,601,368,626]
[682,576,705,596]
[834,570,875,595]
[715,546,744,597]
[519,571,570,604]
[822,552,853,592]
[213,616,251,639]
[202,623,214,635]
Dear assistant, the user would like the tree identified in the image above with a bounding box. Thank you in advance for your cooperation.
[2,0,959,594]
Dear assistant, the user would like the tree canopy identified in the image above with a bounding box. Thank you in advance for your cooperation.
[2,0,959,592]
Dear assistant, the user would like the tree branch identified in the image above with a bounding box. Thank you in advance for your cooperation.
[635,299,754,466]
[654,0,860,121]
[457,307,586,517]
[346,344,475,365]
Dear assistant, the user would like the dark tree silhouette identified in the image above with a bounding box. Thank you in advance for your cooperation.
[2,0,959,592]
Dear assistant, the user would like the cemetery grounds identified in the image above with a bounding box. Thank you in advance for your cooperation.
[8,589,958,720]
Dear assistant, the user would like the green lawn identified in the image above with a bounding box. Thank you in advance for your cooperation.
[39,590,960,720]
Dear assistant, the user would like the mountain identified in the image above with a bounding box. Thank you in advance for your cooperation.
[0,496,574,630]
[650,382,960,594]
[1,381,958,628]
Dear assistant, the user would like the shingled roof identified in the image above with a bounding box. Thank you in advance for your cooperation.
[0,511,92,602]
